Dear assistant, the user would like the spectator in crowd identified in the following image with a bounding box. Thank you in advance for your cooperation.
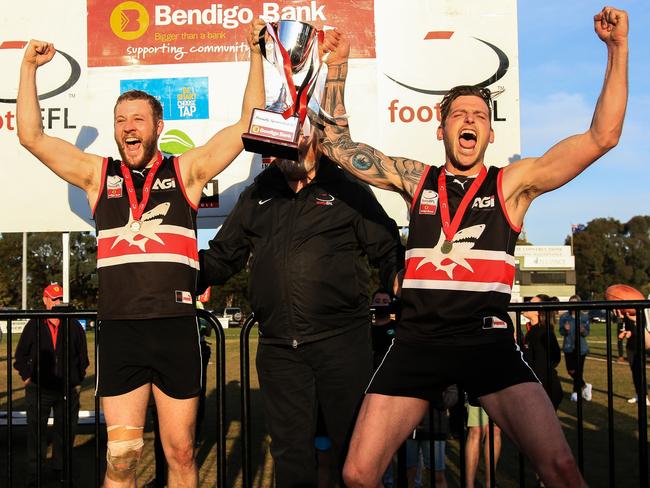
[619,314,649,405]
[522,294,563,410]
[14,284,89,487]
[559,295,592,402]
[370,289,398,368]
[465,405,501,488]
[410,385,457,488]
[616,318,627,363]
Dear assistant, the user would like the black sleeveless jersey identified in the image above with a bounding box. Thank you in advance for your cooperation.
[398,164,520,345]
[93,154,198,320]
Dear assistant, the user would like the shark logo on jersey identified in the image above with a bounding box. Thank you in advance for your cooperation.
[414,224,486,278]
[110,202,171,252]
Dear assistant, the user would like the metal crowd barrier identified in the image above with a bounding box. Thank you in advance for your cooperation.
[0,308,226,488]
[3,301,649,487]
[238,300,650,488]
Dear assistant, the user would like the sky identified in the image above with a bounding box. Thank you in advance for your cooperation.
[516,1,649,245]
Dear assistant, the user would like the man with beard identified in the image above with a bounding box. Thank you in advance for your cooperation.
[318,7,628,488]
[17,22,264,488]
[198,124,404,487]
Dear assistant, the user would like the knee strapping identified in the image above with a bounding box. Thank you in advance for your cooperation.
[106,425,144,482]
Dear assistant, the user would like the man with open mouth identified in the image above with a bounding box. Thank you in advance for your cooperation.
[16,20,265,488]
[318,7,628,488]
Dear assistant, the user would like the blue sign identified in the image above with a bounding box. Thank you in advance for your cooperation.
[120,77,209,120]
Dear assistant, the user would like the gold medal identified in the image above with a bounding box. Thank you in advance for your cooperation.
[441,240,453,254]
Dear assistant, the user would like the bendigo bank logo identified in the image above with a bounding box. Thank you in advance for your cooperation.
[110,1,150,40]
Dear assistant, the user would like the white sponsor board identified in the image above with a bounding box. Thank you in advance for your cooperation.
[522,255,575,269]
[0,0,519,231]
[0,319,28,334]
[515,245,573,257]
[0,1,92,232]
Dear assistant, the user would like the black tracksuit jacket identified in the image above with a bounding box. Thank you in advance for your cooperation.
[199,158,404,346]
[14,318,89,390]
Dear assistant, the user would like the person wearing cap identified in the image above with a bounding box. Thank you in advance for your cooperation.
[14,284,89,487]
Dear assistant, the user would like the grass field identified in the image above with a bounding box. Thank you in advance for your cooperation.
[1,322,648,487]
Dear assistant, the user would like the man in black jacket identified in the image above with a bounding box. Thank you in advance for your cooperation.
[14,284,89,487]
[199,134,403,487]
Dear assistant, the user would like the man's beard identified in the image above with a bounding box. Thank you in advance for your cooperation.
[117,133,158,170]
[275,159,310,181]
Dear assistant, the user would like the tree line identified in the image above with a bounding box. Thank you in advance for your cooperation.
[570,216,650,299]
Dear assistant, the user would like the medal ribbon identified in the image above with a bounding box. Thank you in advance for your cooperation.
[437,166,487,244]
[120,152,163,222]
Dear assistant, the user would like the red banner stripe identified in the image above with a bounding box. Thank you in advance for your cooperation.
[424,31,454,40]
[97,232,198,260]
[0,41,28,49]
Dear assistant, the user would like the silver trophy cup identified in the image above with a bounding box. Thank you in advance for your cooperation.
[242,20,325,161]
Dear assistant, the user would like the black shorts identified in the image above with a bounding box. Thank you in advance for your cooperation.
[367,338,538,404]
[96,316,202,399]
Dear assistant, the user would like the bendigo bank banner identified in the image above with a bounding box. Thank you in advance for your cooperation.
[87,0,376,67]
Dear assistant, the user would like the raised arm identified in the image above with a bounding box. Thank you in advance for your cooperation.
[319,32,427,205]
[501,7,629,225]
[17,40,103,202]
[178,19,266,206]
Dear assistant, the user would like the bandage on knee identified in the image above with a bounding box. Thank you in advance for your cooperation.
[106,425,144,482]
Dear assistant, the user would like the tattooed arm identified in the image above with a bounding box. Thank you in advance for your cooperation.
[319,33,427,205]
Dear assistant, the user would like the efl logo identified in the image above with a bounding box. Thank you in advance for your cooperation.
[110,1,150,41]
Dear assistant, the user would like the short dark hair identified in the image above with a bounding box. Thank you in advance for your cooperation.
[114,90,163,122]
[372,288,390,299]
[439,85,492,125]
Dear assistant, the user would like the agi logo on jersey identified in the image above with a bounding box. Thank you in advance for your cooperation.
[152,177,176,191]
[472,195,495,209]
[110,1,150,40]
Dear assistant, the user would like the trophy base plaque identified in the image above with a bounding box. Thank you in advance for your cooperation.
[242,108,301,161]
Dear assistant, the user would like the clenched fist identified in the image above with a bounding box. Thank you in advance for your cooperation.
[320,29,349,66]
[594,7,628,47]
[22,39,56,68]
[248,18,266,55]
